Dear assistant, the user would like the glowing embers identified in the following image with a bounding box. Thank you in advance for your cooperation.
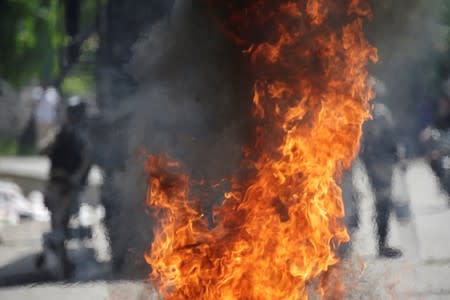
[145,1,377,299]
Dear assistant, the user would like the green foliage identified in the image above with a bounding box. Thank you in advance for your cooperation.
[0,0,100,91]
[0,0,66,86]
[61,34,98,97]
[80,0,98,30]
[61,72,94,97]
[0,137,18,156]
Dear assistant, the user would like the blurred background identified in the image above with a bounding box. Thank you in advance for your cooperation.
[0,0,449,299]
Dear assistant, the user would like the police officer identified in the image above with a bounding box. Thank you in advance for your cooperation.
[42,96,92,278]
[361,102,403,258]
[420,92,450,206]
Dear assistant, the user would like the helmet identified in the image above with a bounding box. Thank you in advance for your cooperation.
[66,96,87,123]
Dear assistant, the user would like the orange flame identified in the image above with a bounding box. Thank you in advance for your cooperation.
[145,1,377,299]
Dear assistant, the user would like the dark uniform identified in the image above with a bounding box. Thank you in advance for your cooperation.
[425,96,450,191]
[342,164,360,235]
[360,103,402,258]
[339,162,361,258]
[43,99,91,278]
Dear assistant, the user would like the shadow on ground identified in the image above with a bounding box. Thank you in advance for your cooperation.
[0,247,111,287]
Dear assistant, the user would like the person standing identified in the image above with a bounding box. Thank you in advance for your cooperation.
[360,102,403,258]
[41,97,91,278]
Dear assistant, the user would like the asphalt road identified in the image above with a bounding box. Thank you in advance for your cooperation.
[348,159,450,299]
[0,159,449,299]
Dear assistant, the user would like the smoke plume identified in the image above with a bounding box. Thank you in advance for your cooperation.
[112,0,253,275]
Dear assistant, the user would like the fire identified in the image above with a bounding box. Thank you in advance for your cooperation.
[145,1,377,299]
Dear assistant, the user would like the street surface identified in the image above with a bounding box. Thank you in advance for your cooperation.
[0,158,449,299]
[349,159,450,299]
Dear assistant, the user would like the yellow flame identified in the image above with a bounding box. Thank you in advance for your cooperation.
[146,1,377,299]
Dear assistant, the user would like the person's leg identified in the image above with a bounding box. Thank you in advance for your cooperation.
[375,193,402,258]
[59,189,77,278]
[430,157,443,179]
[375,194,390,249]
[366,164,402,258]
[45,181,75,278]
[343,170,360,233]
[338,166,360,258]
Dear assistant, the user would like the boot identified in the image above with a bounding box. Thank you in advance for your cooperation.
[378,241,403,259]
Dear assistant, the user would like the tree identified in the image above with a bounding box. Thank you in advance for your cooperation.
[0,0,65,86]
[0,0,99,92]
